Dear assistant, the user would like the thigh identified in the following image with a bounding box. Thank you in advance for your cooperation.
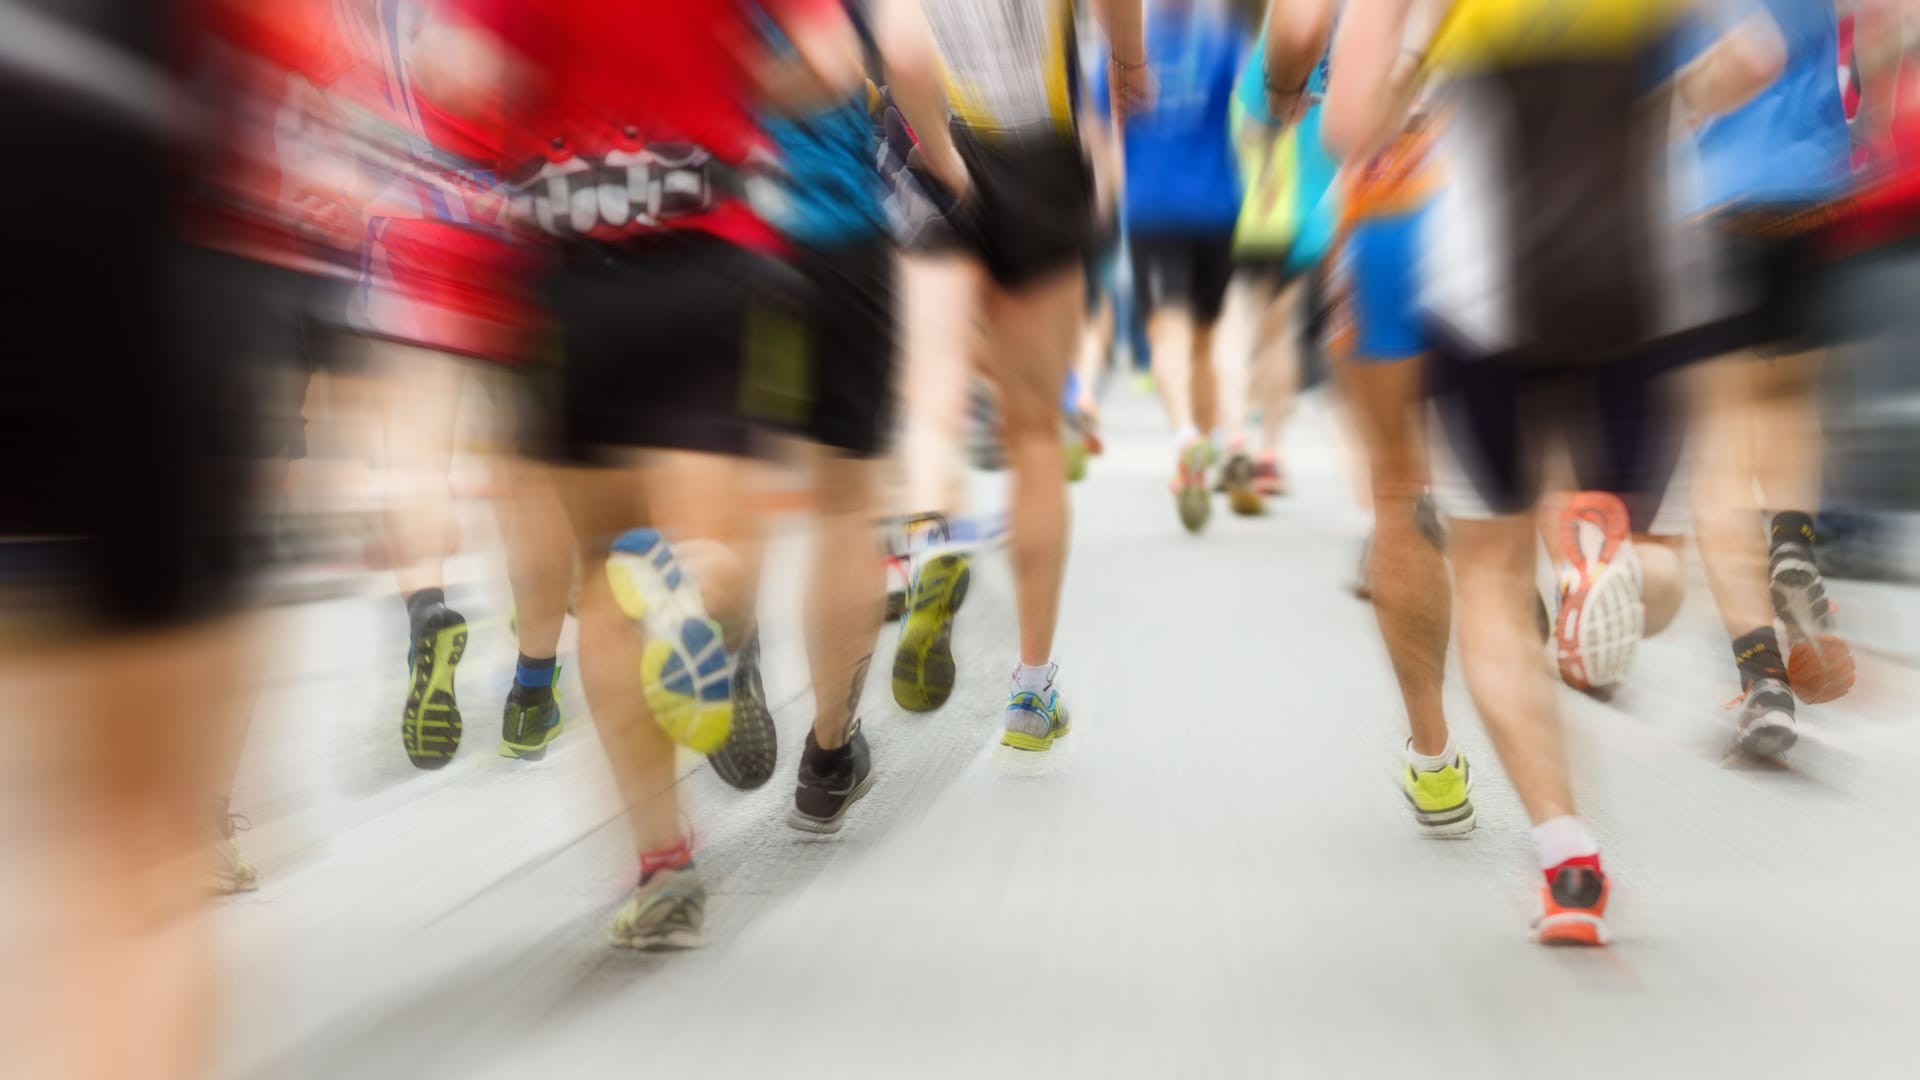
[800,240,900,458]
[1191,234,1238,325]
[982,266,1084,429]
[1569,362,1685,534]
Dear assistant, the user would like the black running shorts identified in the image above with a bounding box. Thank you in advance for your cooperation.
[531,237,807,462]
[950,125,1096,288]
[791,238,898,458]
[1129,232,1238,324]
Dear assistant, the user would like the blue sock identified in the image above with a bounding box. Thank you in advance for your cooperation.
[515,654,557,691]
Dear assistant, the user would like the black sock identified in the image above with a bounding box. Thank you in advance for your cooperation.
[802,729,851,774]
[1770,511,1816,552]
[512,654,557,703]
[1732,627,1787,690]
[405,588,446,634]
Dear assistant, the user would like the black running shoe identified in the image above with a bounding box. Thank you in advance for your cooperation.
[499,681,563,761]
[788,722,875,834]
[402,603,468,769]
[710,634,778,791]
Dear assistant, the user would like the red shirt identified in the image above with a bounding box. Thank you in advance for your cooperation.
[454,0,839,251]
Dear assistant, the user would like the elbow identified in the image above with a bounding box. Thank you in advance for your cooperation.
[1321,90,1369,163]
[1734,20,1787,100]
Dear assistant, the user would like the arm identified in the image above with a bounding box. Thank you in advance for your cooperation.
[1322,0,1416,162]
[1853,0,1920,146]
[872,0,969,193]
[1261,0,1337,126]
[1672,10,1786,126]
[756,0,865,115]
[1093,0,1149,121]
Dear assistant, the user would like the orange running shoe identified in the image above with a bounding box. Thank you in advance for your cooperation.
[1535,861,1611,946]
[1770,540,1855,704]
[1554,492,1644,691]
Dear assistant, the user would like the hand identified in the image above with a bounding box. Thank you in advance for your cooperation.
[1110,58,1154,124]
[906,144,971,204]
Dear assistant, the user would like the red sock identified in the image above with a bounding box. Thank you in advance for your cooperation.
[1543,852,1603,885]
[639,838,693,877]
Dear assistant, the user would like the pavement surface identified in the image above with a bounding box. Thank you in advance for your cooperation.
[215,386,1919,1079]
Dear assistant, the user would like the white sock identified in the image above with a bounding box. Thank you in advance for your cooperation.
[1013,662,1055,693]
[1173,424,1199,450]
[1405,737,1457,773]
[1530,816,1599,872]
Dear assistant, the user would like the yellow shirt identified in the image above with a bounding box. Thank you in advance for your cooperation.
[1426,0,1689,73]
[923,0,1077,136]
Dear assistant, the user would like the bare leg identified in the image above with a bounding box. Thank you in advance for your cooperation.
[1210,278,1259,448]
[379,344,465,597]
[494,454,575,660]
[1148,307,1198,433]
[1452,515,1576,824]
[1338,357,1452,755]
[1688,356,1775,637]
[898,255,981,520]
[1751,350,1825,515]
[1254,278,1305,460]
[1191,319,1220,438]
[807,452,886,749]
[981,267,1083,665]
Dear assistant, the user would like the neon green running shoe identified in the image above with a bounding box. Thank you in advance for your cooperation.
[1400,747,1476,836]
[402,603,468,769]
[606,529,733,754]
[499,673,563,761]
[892,552,971,712]
[1001,667,1070,752]
[609,863,705,951]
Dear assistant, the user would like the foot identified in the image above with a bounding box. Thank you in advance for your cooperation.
[1554,493,1645,691]
[711,633,778,791]
[1770,540,1855,704]
[1535,862,1611,946]
[1222,451,1264,517]
[1400,747,1476,836]
[610,863,705,951]
[788,721,876,834]
[402,602,469,768]
[892,552,971,712]
[1251,454,1286,498]
[1000,665,1071,752]
[1172,439,1213,534]
[1732,675,1798,759]
[498,677,564,761]
[210,800,257,895]
[606,529,733,754]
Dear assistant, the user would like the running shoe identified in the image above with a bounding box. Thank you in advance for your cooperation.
[210,799,257,895]
[402,602,469,769]
[609,863,705,951]
[967,381,1007,471]
[1173,438,1213,533]
[1251,454,1286,498]
[1400,748,1476,836]
[1222,451,1264,517]
[498,677,564,761]
[606,529,733,754]
[1001,666,1070,751]
[1732,675,1798,759]
[788,721,876,834]
[1065,423,1090,483]
[1770,540,1855,704]
[710,633,778,790]
[1553,493,1645,691]
[892,552,971,712]
[1535,863,1611,946]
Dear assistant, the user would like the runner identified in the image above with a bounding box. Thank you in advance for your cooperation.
[892,0,1145,748]
[1325,0,1788,945]
[1219,0,1342,515]
[423,0,864,948]
[1088,0,1251,532]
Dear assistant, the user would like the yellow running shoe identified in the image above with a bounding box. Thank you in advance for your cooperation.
[1001,668,1070,752]
[1400,747,1476,836]
[892,552,971,712]
[606,529,733,754]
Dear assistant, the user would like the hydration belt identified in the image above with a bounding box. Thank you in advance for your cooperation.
[506,143,755,238]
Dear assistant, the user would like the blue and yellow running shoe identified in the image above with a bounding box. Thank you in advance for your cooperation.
[499,672,564,761]
[1001,669,1070,752]
[892,552,971,712]
[606,529,733,754]
[1400,746,1476,836]
[402,602,468,769]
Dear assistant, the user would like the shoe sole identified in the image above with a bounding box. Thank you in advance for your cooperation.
[1223,455,1264,516]
[1000,720,1070,752]
[786,770,878,834]
[711,641,778,791]
[1735,712,1799,759]
[1537,912,1610,946]
[1556,560,1643,691]
[1404,762,1477,836]
[607,529,733,754]
[610,928,704,951]
[892,554,969,712]
[1773,565,1854,704]
[403,616,468,769]
[498,724,563,761]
